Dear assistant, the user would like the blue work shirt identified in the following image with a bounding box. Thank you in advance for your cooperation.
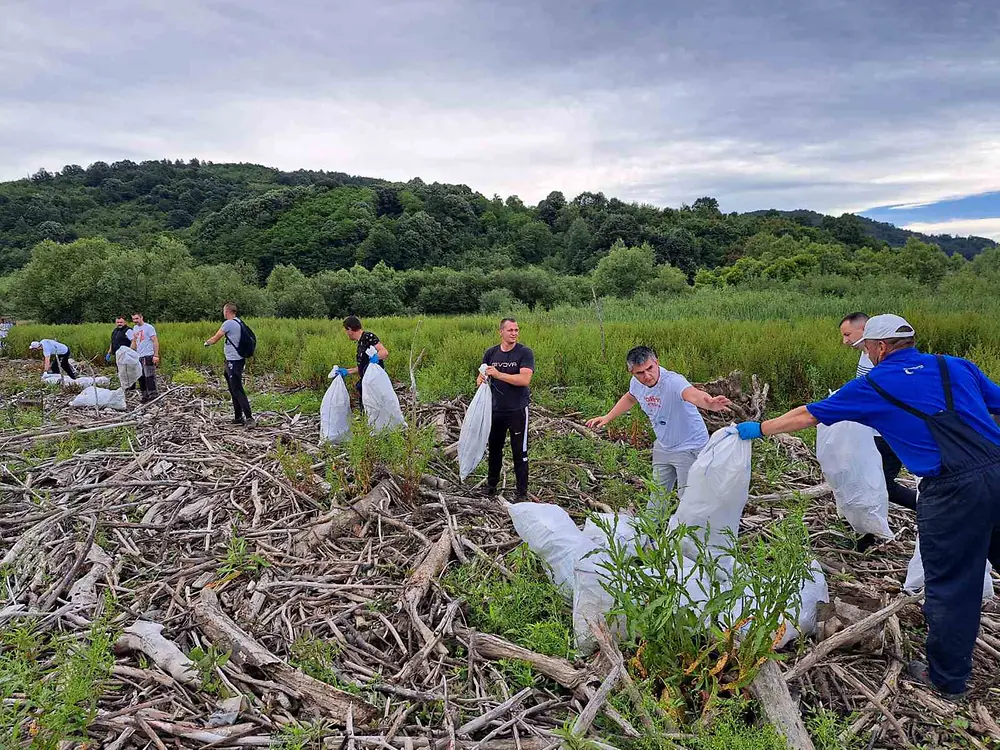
[806,348,1000,477]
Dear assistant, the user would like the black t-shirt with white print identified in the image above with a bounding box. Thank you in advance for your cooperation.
[356,331,384,378]
[482,343,535,411]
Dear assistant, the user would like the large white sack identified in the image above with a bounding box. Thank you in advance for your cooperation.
[116,346,141,390]
[41,372,73,386]
[506,501,587,597]
[816,422,893,539]
[573,513,642,653]
[458,365,492,480]
[668,427,752,566]
[774,561,830,648]
[904,536,994,602]
[320,368,352,444]
[70,386,127,411]
[71,376,110,388]
[361,347,406,432]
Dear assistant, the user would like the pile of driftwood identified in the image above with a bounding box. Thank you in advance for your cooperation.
[1,361,999,750]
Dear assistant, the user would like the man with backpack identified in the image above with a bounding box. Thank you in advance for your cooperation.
[204,303,256,426]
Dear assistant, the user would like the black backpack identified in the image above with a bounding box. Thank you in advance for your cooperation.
[228,318,256,358]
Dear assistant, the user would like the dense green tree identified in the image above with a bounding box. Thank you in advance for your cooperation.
[265,264,327,318]
[592,241,657,298]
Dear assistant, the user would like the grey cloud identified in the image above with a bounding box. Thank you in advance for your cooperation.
[2,0,1000,216]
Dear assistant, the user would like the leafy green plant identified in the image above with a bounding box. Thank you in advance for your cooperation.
[289,634,360,693]
[217,534,270,578]
[0,615,116,748]
[443,545,572,660]
[170,366,207,385]
[275,437,317,489]
[189,644,231,696]
[273,719,333,750]
[598,504,812,718]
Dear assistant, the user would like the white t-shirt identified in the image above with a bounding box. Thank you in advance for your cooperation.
[41,339,68,357]
[221,319,242,361]
[629,367,709,453]
[127,323,157,358]
[856,351,874,378]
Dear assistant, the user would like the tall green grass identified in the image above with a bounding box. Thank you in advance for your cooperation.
[8,288,1000,409]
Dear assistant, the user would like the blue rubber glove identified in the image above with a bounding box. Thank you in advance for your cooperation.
[736,421,764,440]
[369,352,380,366]
[336,366,350,378]
[105,353,111,363]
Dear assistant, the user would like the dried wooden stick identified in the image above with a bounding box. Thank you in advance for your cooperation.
[784,594,922,682]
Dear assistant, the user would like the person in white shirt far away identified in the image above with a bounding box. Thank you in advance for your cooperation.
[839,312,917,551]
[127,311,160,403]
[586,345,732,509]
[29,338,78,379]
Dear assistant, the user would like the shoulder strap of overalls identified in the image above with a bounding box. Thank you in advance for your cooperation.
[865,373,930,420]
[935,354,955,411]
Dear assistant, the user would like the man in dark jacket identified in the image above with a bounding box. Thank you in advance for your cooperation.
[106,317,131,363]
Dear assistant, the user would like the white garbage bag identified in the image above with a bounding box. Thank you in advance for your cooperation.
[458,364,492,480]
[71,376,110,388]
[320,368,352,444]
[361,347,406,432]
[573,513,642,653]
[904,536,994,602]
[668,427,752,566]
[774,560,830,648]
[816,421,893,539]
[70,386,127,411]
[506,501,587,597]
[116,346,141,390]
[41,372,73,386]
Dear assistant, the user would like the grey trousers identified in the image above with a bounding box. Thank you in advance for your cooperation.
[649,447,700,512]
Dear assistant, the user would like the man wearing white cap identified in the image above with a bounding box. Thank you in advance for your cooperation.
[30,339,78,379]
[734,314,1000,701]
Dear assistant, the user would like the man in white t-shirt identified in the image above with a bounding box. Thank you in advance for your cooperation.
[30,338,78,379]
[127,312,160,402]
[839,312,917,548]
[587,346,732,506]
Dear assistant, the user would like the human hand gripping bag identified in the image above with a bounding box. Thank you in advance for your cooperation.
[816,421,893,539]
[668,427,752,568]
[116,346,142,391]
[361,346,406,432]
[458,364,492,480]
[320,367,352,444]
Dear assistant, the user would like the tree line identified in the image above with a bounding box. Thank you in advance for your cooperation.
[2,159,994,282]
[4,230,1000,325]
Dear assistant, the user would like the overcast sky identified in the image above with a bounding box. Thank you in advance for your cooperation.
[4,0,1000,237]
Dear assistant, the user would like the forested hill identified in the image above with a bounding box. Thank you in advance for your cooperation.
[1,159,994,278]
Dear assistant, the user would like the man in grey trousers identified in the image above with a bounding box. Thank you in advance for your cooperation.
[587,346,732,506]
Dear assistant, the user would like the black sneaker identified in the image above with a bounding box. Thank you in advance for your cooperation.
[485,485,498,498]
[232,417,245,425]
[515,492,529,502]
[244,417,256,428]
[907,660,965,702]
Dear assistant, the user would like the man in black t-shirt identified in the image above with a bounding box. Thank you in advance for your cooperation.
[343,315,389,411]
[478,318,535,499]
[106,316,131,363]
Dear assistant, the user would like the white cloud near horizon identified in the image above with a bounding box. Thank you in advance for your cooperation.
[903,218,1000,241]
[3,0,1000,219]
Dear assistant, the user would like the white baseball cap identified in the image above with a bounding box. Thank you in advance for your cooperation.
[856,314,916,343]
[29,341,41,349]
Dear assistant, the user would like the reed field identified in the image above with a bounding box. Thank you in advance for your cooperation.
[7,287,1000,413]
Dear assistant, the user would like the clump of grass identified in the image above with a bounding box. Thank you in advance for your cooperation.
[0,612,117,748]
[289,634,361,694]
[251,390,323,415]
[217,533,270,578]
[170,366,207,385]
[443,545,572,660]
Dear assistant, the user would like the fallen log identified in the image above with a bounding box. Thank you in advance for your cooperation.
[748,660,815,750]
[114,620,201,687]
[194,587,377,725]
[293,478,395,555]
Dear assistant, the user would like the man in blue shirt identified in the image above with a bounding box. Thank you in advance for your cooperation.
[736,314,1000,700]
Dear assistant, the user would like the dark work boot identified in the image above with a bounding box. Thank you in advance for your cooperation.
[907,660,965,702]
